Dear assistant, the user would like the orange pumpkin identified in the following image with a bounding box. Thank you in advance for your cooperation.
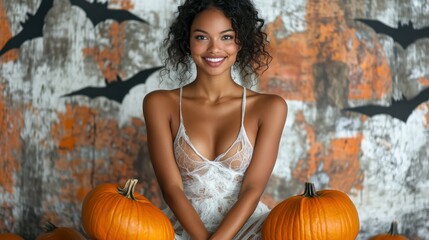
[369,221,408,240]
[0,233,24,240]
[81,179,174,240]
[35,222,86,240]
[262,182,360,240]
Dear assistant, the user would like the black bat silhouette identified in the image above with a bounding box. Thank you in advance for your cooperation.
[69,0,149,27]
[342,87,429,122]
[0,0,54,57]
[355,18,429,49]
[62,66,163,103]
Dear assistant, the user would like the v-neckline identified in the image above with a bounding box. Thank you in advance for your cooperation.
[177,87,247,162]
[180,124,244,162]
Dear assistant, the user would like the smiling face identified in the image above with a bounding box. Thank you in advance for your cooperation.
[189,8,240,79]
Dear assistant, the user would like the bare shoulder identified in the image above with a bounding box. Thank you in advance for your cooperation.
[143,89,178,108]
[142,89,179,117]
[248,89,288,118]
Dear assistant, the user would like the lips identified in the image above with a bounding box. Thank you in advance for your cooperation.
[205,57,224,62]
[203,57,226,67]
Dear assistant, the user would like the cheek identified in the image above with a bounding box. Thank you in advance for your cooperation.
[190,46,204,62]
[226,44,240,55]
[189,41,206,53]
[189,39,206,51]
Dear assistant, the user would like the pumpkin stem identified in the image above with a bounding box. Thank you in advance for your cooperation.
[42,221,57,232]
[301,182,319,197]
[117,179,138,200]
[387,221,399,235]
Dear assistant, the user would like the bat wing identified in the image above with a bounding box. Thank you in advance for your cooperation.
[112,66,164,102]
[408,87,429,110]
[69,0,105,26]
[0,0,53,57]
[342,104,394,117]
[355,18,398,37]
[356,18,429,49]
[0,34,26,56]
[394,23,429,49]
[70,0,148,26]
[62,66,162,103]
[34,0,54,19]
[122,66,163,88]
[106,9,149,24]
[414,26,429,40]
[62,86,113,100]
[20,0,54,37]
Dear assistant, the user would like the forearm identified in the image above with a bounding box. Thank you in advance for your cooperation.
[209,189,261,240]
[163,187,209,240]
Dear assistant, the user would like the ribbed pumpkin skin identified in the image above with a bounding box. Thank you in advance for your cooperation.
[369,235,408,240]
[35,226,86,240]
[0,233,25,240]
[369,222,408,240]
[262,183,360,240]
[81,180,174,240]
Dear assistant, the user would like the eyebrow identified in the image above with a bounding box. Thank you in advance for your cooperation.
[192,28,235,34]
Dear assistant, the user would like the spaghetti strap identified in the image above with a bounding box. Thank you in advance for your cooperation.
[241,87,246,126]
[179,87,183,121]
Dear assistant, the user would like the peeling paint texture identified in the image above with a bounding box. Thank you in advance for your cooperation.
[0,0,429,239]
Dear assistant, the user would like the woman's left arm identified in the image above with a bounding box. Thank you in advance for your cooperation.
[210,94,288,240]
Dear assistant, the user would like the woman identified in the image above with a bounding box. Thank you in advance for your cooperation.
[143,0,287,239]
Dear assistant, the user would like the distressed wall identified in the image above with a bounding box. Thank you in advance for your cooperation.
[0,0,428,239]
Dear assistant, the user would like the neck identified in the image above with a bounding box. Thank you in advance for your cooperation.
[188,73,242,103]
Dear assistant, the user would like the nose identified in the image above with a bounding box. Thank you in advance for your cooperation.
[208,39,221,53]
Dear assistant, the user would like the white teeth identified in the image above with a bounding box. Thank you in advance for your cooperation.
[205,57,224,62]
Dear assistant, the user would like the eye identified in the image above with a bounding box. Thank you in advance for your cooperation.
[195,35,207,40]
[222,35,234,40]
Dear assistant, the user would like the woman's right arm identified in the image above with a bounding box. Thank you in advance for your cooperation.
[143,91,209,240]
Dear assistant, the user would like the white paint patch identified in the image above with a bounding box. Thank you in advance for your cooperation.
[255,0,307,36]
[335,116,362,138]
[352,112,428,236]
[272,101,311,179]
[406,43,429,79]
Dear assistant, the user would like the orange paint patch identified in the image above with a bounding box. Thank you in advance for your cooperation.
[111,0,135,10]
[292,112,324,182]
[419,77,429,87]
[418,78,429,128]
[82,0,134,82]
[50,104,156,210]
[82,22,126,82]
[425,103,429,128]
[261,17,317,101]
[291,111,364,193]
[0,0,18,62]
[324,134,364,192]
[420,100,429,128]
[148,179,163,207]
[51,105,95,152]
[260,0,391,102]
[261,194,278,209]
[0,84,23,194]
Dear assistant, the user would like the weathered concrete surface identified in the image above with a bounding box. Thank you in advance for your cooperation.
[0,0,428,239]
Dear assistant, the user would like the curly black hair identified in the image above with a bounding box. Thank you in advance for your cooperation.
[160,0,272,86]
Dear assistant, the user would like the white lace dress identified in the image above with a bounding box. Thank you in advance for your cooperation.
[163,87,269,240]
